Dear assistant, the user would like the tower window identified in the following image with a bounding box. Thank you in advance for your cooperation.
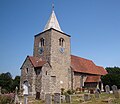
[59,38,65,47]
[39,38,45,47]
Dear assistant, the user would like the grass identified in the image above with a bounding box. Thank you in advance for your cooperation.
[20,93,120,104]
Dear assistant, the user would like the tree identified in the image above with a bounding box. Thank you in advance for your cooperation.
[0,72,13,92]
[12,76,20,91]
[101,67,120,89]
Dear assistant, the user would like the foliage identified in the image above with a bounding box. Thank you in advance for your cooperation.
[101,66,120,89]
[0,72,13,92]
[0,72,20,93]
[66,89,75,95]
[0,93,14,104]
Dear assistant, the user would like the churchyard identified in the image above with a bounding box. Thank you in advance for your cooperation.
[1,85,120,104]
[0,85,120,104]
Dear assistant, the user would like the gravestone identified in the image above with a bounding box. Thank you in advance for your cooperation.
[65,95,71,103]
[84,94,91,101]
[14,86,19,104]
[112,85,118,94]
[105,85,110,94]
[112,85,119,98]
[61,95,65,103]
[95,89,100,99]
[40,92,45,100]
[54,93,61,104]
[45,93,52,104]
[0,86,1,95]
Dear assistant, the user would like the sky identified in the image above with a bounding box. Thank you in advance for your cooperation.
[0,0,120,77]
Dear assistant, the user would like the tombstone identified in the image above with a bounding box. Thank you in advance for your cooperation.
[65,95,71,103]
[61,95,65,103]
[54,93,61,104]
[112,85,119,99]
[94,89,100,99]
[14,86,19,104]
[45,93,52,104]
[112,85,118,94]
[84,94,91,101]
[0,86,1,95]
[105,85,110,94]
[40,92,45,100]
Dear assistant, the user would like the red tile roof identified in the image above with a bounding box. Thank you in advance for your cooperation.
[71,55,107,75]
[97,66,108,75]
[28,56,46,67]
[85,76,101,83]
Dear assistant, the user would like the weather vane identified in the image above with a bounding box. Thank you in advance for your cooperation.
[52,0,54,11]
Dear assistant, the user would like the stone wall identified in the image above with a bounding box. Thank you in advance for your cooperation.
[20,57,36,95]
[33,29,71,92]
[73,72,87,89]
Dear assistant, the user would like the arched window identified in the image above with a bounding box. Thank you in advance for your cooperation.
[59,38,65,47]
[39,38,45,47]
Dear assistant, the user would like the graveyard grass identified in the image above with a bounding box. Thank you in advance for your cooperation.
[22,93,120,104]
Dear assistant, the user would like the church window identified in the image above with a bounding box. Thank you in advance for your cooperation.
[59,38,65,47]
[39,38,45,47]
[26,68,29,74]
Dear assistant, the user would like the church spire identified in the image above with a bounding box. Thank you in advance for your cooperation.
[44,4,62,32]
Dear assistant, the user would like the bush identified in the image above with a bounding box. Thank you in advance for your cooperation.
[0,93,14,104]
[66,89,75,95]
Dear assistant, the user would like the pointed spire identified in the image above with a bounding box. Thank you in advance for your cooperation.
[44,5,62,32]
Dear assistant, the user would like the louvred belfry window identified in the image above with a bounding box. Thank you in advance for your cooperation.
[39,38,45,47]
[59,38,65,47]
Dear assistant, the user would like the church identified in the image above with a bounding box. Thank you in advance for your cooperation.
[20,8,107,97]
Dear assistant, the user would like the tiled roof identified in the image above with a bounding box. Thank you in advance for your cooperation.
[97,66,108,75]
[85,76,101,83]
[28,56,46,67]
[71,55,107,75]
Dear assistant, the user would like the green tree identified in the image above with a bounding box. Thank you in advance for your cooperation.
[101,66,120,89]
[12,76,20,91]
[0,72,13,92]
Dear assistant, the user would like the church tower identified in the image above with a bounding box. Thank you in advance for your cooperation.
[33,9,71,91]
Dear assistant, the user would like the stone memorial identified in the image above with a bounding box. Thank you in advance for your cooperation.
[61,95,65,103]
[65,95,71,103]
[105,85,110,94]
[94,89,99,99]
[112,85,118,94]
[112,85,119,98]
[54,93,61,104]
[40,92,45,100]
[84,94,91,101]
[45,93,52,104]
[14,86,19,104]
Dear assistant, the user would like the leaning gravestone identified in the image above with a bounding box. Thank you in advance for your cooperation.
[45,93,52,104]
[65,95,71,103]
[54,93,61,104]
[105,85,110,94]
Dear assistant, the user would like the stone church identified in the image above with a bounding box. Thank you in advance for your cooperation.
[20,9,107,97]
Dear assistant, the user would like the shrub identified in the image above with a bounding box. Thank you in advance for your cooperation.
[0,93,14,104]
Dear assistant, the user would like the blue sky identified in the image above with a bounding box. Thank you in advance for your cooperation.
[0,0,120,77]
